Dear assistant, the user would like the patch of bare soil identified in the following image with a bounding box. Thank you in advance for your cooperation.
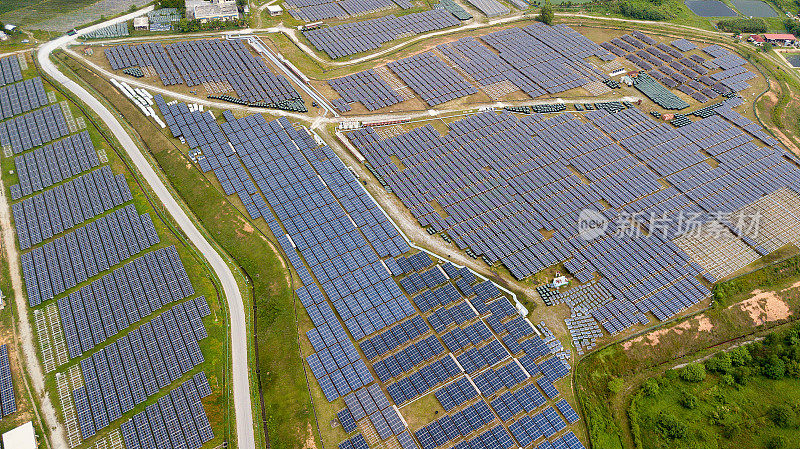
[303,423,318,449]
[623,314,714,350]
[730,289,792,325]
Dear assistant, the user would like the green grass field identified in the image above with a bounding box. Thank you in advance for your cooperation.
[0,0,95,27]
[632,371,800,448]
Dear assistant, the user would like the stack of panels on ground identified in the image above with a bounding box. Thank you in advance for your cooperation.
[19,204,159,307]
[11,131,100,198]
[0,345,16,418]
[303,9,460,59]
[11,166,131,251]
[73,301,207,440]
[58,245,196,359]
[119,375,214,449]
[0,77,49,120]
[0,104,70,154]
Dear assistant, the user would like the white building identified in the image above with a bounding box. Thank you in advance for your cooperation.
[2,421,36,449]
[266,4,283,16]
[133,16,149,30]
[190,0,240,22]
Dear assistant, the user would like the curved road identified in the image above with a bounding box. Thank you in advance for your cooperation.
[36,9,255,449]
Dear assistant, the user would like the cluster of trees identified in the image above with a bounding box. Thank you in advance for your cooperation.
[717,17,768,33]
[785,19,800,37]
[615,0,677,21]
[159,0,186,15]
[631,324,800,443]
[175,18,248,32]
[537,1,555,25]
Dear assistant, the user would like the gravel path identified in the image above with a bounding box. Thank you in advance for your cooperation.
[0,177,67,449]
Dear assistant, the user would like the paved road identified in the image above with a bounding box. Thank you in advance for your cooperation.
[37,9,256,449]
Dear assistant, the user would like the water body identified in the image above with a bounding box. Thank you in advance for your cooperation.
[685,0,737,17]
[787,54,800,68]
[733,0,778,17]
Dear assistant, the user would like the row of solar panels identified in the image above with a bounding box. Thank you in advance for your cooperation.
[303,9,461,59]
[328,69,404,112]
[120,374,214,449]
[73,300,208,439]
[11,131,100,199]
[373,334,446,382]
[386,354,463,405]
[104,43,182,86]
[58,246,196,360]
[0,103,70,154]
[0,76,48,120]
[290,0,408,22]
[388,52,478,107]
[0,345,16,418]
[19,204,159,307]
[11,166,130,251]
[0,55,23,87]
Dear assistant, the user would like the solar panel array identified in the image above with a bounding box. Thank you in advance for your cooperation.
[388,52,478,106]
[601,32,755,106]
[19,202,159,307]
[165,39,302,104]
[58,245,196,359]
[289,0,408,21]
[120,375,214,449]
[0,77,48,120]
[73,300,208,439]
[329,69,405,111]
[11,131,100,198]
[480,24,613,99]
[0,345,16,418]
[12,166,131,250]
[0,104,70,154]
[0,55,23,87]
[157,95,590,448]
[348,99,800,344]
[302,9,461,59]
[465,0,510,17]
[104,39,301,106]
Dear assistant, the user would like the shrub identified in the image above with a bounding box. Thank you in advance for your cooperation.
[706,352,732,374]
[717,17,768,34]
[680,363,707,382]
[768,405,794,428]
[642,379,660,397]
[678,391,698,409]
[655,412,687,439]
[763,355,786,379]
[766,435,788,449]
[608,376,624,394]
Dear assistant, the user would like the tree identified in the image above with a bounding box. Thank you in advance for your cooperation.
[762,43,774,53]
[680,363,707,382]
[730,346,752,367]
[762,355,785,379]
[706,352,732,374]
[537,1,554,25]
